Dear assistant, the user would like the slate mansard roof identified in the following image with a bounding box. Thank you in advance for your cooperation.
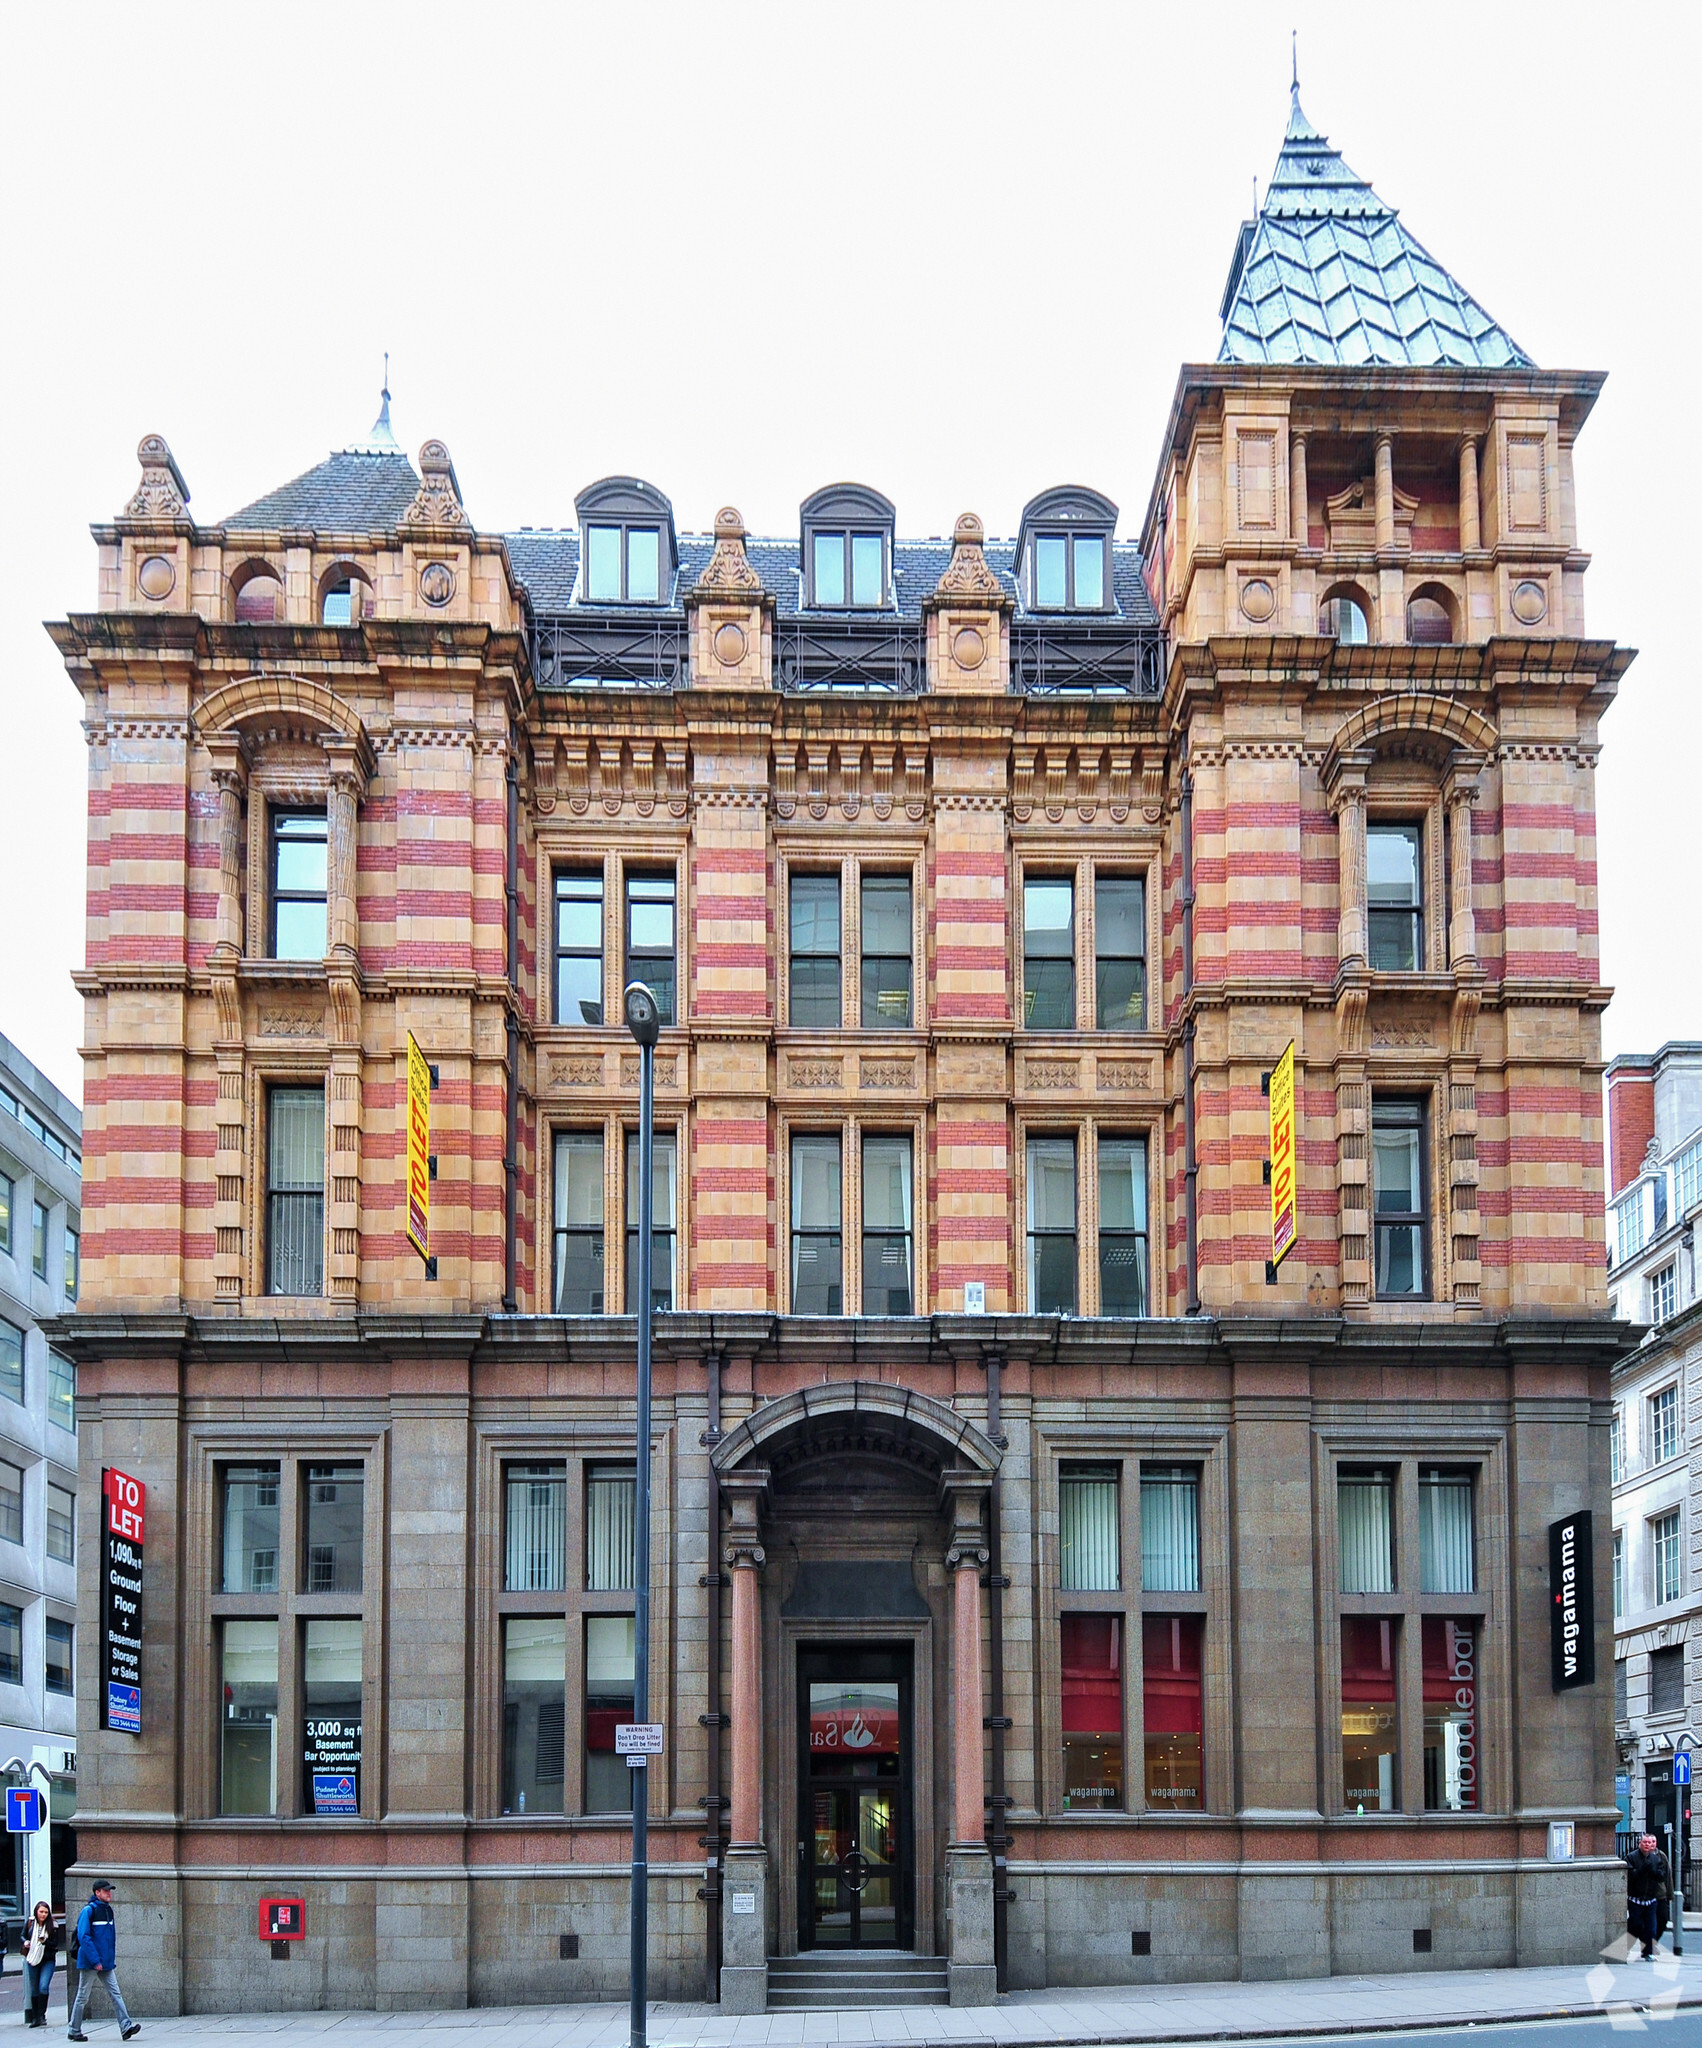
[504,529,1158,627]
[1219,93,1531,370]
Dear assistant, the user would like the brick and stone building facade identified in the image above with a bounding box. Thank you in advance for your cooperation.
[46,90,1634,2012]
[1606,1043,1702,1846]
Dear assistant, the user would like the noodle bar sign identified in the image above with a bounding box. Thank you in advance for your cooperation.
[1549,1509,1595,1693]
[101,1468,145,1734]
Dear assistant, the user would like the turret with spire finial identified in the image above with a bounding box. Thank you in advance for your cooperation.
[348,355,401,455]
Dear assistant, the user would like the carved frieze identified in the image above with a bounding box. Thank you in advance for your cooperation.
[548,1054,606,1087]
[788,1058,843,1090]
[1025,1059,1080,1091]
[620,1053,680,1088]
[859,1058,916,1090]
[1097,1058,1152,1091]
[256,1005,322,1039]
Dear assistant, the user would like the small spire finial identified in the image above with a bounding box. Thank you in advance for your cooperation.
[1291,28,1299,98]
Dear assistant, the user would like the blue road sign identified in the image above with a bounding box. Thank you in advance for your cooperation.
[1676,1751,1692,1786]
[5,1788,42,1834]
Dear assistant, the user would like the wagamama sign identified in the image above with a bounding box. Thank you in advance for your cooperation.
[1548,1510,1595,1692]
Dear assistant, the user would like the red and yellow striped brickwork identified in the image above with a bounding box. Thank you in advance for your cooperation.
[53,367,1627,1330]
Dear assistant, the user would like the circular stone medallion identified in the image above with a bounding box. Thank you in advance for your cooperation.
[419,561,454,607]
[1511,579,1548,625]
[952,624,987,670]
[1240,577,1276,623]
[713,621,748,667]
[137,554,175,601]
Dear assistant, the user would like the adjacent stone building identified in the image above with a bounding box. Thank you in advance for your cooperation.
[0,1034,82,1914]
[1606,1042,1702,1852]
[46,88,1634,2013]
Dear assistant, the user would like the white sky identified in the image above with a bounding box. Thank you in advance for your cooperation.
[2,0,1694,1108]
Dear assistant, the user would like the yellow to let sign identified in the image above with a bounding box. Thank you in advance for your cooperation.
[1269,1040,1297,1270]
[406,1031,431,1265]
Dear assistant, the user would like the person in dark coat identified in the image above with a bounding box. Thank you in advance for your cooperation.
[66,1882,137,2040]
[1627,1832,1672,1959]
[21,1904,59,2027]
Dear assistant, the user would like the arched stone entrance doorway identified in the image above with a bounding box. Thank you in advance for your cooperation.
[710,1383,1001,2009]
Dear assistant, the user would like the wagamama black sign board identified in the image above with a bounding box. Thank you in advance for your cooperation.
[1549,1509,1595,1691]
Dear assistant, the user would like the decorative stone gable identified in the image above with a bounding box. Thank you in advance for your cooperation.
[926,512,1010,692]
[122,434,190,521]
[400,439,470,530]
[686,505,771,687]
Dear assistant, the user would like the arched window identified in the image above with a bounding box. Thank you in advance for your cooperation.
[319,565,374,626]
[232,564,284,625]
[1406,587,1456,645]
[1320,588,1371,644]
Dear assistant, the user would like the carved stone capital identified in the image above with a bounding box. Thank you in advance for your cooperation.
[940,1467,993,1569]
[1443,749,1487,810]
[1323,747,1374,811]
[722,1465,771,1571]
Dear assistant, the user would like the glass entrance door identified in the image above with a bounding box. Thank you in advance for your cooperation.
[798,1646,913,1949]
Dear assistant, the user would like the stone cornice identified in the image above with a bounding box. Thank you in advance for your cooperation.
[43,1307,1642,1374]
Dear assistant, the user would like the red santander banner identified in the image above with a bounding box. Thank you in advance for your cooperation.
[810,1702,899,1756]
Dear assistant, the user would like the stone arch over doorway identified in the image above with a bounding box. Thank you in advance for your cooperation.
[709,1379,1003,1482]
[712,1382,999,1998]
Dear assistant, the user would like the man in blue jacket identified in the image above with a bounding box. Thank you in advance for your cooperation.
[67,1881,138,2041]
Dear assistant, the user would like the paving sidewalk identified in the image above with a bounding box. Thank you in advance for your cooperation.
[66,1949,1702,2048]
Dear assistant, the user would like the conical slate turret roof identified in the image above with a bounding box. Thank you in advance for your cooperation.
[1218,91,1531,369]
[222,374,419,530]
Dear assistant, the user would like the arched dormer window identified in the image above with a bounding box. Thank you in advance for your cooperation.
[231,561,284,624]
[319,563,374,626]
[800,483,894,609]
[1016,485,1117,613]
[574,477,679,606]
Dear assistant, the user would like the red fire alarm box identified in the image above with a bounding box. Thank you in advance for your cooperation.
[260,1898,305,1940]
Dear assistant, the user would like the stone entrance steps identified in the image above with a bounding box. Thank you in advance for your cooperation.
[767,1950,950,2009]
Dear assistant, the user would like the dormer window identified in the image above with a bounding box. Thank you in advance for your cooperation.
[1032,533,1106,611]
[585,524,661,604]
[812,531,884,608]
[573,477,678,607]
[1016,485,1118,614]
[800,484,895,610]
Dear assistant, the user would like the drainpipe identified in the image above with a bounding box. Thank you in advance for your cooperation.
[1180,735,1201,1315]
[699,1349,727,1999]
[983,1349,1012,1988]
[503,750,520,1313]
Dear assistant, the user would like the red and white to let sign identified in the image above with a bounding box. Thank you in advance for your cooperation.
[105,1468,145,1544]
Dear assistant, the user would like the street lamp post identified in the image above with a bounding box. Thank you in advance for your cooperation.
[623,982,660,2048]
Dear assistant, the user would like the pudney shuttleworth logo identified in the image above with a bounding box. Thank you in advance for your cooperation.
[1586,1935,1685,2027]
